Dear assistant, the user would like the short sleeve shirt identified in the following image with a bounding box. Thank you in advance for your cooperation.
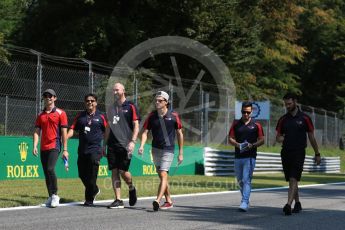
[276,109,314,151]
[229,118,264,159]
[70,110,107,155]
[107,100,140,148]
[143,110,182,151]
[35,107,68,151]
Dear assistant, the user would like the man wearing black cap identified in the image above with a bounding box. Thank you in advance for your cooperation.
[33,89,69,208]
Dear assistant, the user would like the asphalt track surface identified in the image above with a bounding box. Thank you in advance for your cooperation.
[0,183,344,230]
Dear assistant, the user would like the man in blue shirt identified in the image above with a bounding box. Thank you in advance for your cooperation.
[139,91,184,211]
[67,93,107,206]
[229,101,265,212]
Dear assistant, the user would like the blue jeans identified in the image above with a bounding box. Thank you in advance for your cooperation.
[234,158,256,204]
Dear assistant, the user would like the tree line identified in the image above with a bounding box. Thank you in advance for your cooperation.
[0,0,344,114]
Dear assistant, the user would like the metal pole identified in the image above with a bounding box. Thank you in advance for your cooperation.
[31,50,42,115]
[204,92,209,146]
[200,84,204,144]
[169,79,173,110]
[83,59,93,93]
[5,95,8,136]
[334,113,338,146]
[226,90,230,145]
[134,74,138,106]
[324,110,327,146]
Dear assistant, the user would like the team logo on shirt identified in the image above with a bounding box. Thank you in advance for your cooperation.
[248,125,255,129]
[296,121,303,125]
[165,117,172,120]
[113,115,120,124]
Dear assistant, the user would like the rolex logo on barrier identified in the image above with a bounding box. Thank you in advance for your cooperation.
[18,142,28,162]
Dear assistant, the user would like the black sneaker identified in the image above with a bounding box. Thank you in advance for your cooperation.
[107,199,124,209]
[283,204,292,216]
[292,201,302,213]
[153,200,159,211]
[83,200,94,207]
[129,187,137,206]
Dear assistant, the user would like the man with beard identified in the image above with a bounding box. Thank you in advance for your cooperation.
[105,83,139,208]
[67,94,107,206]
[33,89,68,208]
[276,93,321,215]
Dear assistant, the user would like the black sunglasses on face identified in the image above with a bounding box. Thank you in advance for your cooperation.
[43,94,53,98]
[85,99,96,103]
[241,110,251,114]
[155,99,166,103]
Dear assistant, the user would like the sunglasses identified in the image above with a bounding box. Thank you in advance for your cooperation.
[43,94,53,98]
[155,99,166,103]
[241,110,251,114]
[85,99,96,103]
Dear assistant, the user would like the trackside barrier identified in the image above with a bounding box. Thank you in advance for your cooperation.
[204,147,341,176]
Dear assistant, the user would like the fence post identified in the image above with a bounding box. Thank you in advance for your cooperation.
[133,73,138,106]
[200,84,204,145]
[169,79,173,110]
[226,89,230,145]
[204,92,209,146]
[83,59,93,93]
[335,113,338,146]
[31,50,42,115]
[5,95,8,136]
[323,109,328,145]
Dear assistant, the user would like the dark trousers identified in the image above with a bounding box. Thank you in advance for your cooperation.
[77,153,100,201]
[40,149,59,196]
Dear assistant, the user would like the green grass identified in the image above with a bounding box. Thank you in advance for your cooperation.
[1,173,344,208]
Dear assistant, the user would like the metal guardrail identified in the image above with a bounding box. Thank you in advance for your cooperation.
[204,147,341,176]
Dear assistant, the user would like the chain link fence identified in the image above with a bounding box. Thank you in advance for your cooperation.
[0,45,344,147]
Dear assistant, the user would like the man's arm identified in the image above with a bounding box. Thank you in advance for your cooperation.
[138,129,149,155]
[229,136,240,148]
[127,120,139,153]
[66,129,74,139]
[253,136,265,148]
[61,127,69,159]
[33,128,40,156]
[308,131,321,165]
[176,128,184,164]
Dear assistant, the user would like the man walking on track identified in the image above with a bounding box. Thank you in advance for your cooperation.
[229,101,265,212]
[138,91,184,211]
[276,93,321,215]
[105,83,139,209]
[67,93,107,206]
[33,89,69,208]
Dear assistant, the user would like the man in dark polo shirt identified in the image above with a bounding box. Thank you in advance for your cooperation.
[67,93,107,206]
[33,89,69,208]
[138,91,184,211]
[276,93,321,215]
[229,101,264,212]
[105,83,139,209]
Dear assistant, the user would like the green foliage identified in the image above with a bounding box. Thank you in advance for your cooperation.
[0,0,343,111]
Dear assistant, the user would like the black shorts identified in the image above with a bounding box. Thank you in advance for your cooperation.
[281,149,305,181]
[107,146,131,171]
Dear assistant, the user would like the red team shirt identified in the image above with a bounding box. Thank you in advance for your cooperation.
[35,107,68,151]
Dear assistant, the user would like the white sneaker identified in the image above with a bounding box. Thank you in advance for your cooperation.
[239,202,249,212]
[50,194,60,208]
[41,196,52,207]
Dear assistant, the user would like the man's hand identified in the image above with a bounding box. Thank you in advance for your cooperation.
[62,150,69,160]
[314,154,321,165]
[33,147,38,157]
[138,146,144,156]
[127,141,135,154]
